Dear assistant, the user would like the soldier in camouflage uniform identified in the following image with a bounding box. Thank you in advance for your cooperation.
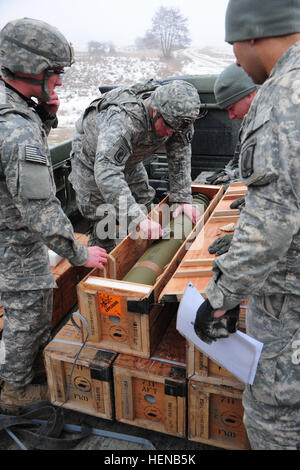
[69,79,201,252]
[206,64,257,187]
[0,18,108,414]
[193,0,300,449]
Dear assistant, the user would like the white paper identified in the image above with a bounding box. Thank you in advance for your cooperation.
[48,250,63,267]
[176,282,264,385]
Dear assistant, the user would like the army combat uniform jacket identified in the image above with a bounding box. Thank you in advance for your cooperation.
[205,43,300,443]
[69,81,194,227]
[206,42,300,308]
[0,80,88,292]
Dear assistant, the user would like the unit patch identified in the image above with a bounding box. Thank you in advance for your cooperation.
[240,142,256,179]
[112,138,131,165]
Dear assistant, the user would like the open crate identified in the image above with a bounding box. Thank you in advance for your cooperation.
[76,184,223,357]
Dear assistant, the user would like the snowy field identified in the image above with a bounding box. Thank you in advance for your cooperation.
[48,47,234,146]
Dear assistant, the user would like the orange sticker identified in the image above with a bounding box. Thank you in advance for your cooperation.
[98,292,123,318]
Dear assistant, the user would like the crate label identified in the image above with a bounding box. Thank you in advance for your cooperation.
[98,292,123,318]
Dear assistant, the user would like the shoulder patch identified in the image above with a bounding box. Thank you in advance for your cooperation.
[25,145,48,165]
[240,142,256,178]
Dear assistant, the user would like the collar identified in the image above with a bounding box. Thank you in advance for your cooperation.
[0,78,37,109]
[269,40,300,80]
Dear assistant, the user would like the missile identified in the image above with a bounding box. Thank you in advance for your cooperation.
[123,193,210,286]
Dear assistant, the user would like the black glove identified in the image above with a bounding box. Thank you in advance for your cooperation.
[205,169,230,185]
[194,299,240,344]
[230,196,245,211]
[208,234,233,256]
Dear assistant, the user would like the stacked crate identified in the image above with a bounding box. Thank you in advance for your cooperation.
[159,182,251,450]
[44,319,117,419]
[50,232,91,329]
[44,182,252,449]
[44,184,223,425]
[113,315,187,437]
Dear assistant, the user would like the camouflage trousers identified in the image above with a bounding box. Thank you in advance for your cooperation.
[0,289,53,389]
[243,294,300,450]
[76,163,156,251]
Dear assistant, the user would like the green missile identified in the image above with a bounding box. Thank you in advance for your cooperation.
[122,193,210,286]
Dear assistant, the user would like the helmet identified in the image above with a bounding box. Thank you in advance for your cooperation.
[150,80,200,130]
[0,17,74,100]
[214,64,257,109]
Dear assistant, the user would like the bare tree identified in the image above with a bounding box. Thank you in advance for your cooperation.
[149,6,191,59]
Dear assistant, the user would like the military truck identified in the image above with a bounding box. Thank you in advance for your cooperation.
[50,74,240,224]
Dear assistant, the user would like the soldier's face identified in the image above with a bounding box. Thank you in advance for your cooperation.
[226,95,253,120]
[22,70,63,100]
[153,111,174,137]
[233,40,268,85]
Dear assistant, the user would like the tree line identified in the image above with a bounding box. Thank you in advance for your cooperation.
[88,6,191,59]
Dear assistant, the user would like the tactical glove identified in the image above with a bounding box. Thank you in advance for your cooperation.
[208,234,233,256]
[230,196,245,211]
[193,299,240,344]
[206,170,230,185]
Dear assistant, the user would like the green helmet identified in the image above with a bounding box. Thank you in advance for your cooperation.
[214,64,257,109]
[150,80,200,130]
[0,17,74,100]
[225,0,300,43]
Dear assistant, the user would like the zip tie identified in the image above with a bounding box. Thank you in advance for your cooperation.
[5,429,27,450]
[150,356,186,367]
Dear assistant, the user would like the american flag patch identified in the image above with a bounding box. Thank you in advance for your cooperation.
[25,145,48,165]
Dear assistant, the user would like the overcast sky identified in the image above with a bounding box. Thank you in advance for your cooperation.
[0,0,231,51]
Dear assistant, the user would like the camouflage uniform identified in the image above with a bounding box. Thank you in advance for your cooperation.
[205,42,300,449]
[0,79,88,388]
[69,80,197,251]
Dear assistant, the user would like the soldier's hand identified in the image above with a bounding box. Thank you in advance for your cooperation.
[84,246,108,270]
[138,218,162,240]
[41,90,60,116]
[193,299,240,344]
[173,203,201,224]
[230,196,245,211]
[208,234,234,256]
[193,299,228,344]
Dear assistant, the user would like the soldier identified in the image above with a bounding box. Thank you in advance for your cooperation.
[206,64,258,256]
[0,18,108,414]
[194,0,300,450]
[69,79,201,252]
[206,64,257,186]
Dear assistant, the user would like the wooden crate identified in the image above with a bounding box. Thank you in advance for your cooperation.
[186,303,248,385]
[113,315,187,437]
[50,233,91,329]
[44,320,117,420]
[188,376,250,450]
[77,184,223,357]
[159,183,247,302]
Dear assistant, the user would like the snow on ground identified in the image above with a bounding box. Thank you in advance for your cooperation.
[49,47,235,146]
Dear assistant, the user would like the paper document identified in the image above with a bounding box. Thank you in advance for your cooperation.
[48,250,63,267]
[176,282,263,385]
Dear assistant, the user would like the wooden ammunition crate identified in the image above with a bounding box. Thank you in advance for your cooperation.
[44,320,117,419]
[77,184,223,356]
[50,233,91,329]
[188,376,250,450]
[159,183,247,302]
[186,303,248,386]
[113,316,187,437]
